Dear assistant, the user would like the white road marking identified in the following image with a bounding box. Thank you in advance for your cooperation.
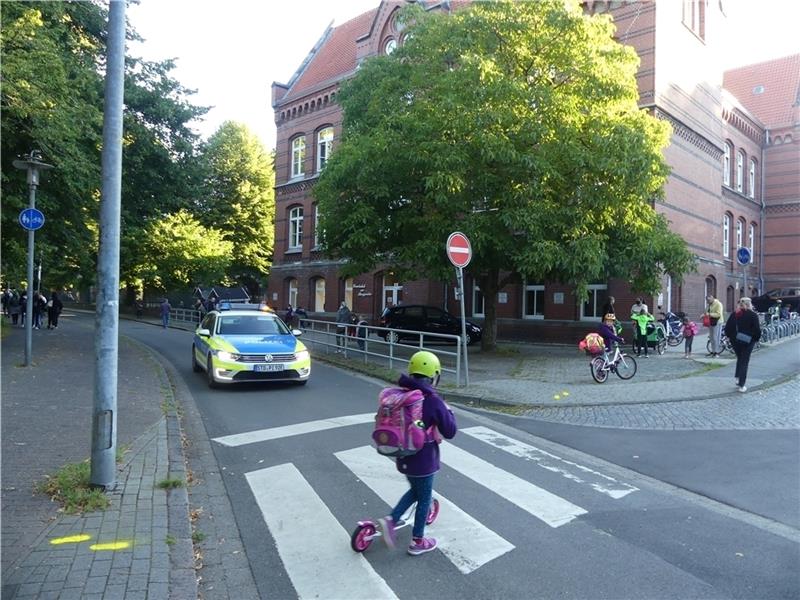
[213,413,374,447]
[462,426,639,499]
[335,446,514,574]
[245,463,397,600]
[441,442,587,527]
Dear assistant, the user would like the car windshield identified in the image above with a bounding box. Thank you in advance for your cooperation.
[217,315,290,336]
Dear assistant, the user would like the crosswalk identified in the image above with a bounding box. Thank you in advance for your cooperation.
[214,414,639,598]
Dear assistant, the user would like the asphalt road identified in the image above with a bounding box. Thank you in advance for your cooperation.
[119,316,799,599]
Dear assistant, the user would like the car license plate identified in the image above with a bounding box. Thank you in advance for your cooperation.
[254,363,284,372]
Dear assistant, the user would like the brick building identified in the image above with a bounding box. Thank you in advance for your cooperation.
[267,0,799,339]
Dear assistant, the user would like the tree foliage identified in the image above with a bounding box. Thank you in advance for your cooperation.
[314,0,696,350]
[199,122,275,292]
[133,210,232,292]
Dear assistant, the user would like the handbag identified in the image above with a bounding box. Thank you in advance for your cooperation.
[735,332,752,344]
[702,314,711,327]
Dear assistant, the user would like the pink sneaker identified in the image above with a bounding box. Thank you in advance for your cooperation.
[407,536,437,556]
[377,516,396,548]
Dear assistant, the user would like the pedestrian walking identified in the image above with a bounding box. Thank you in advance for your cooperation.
[1,289,9,318]
[378,351,457,556]
[704,294,724,356]
[631,307,654,357]
[356,315,368,350]
[32,291,46,329]
[9,290,21,325]
[47,291,63,329]
[724,297,761,393]
[335,301,351,352]
[160,298,172,328]
[682,316,698,358]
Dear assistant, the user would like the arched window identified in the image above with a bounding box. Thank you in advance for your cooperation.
[736,150,744,192]
[472,283,484,317]
[705,276,716,299]
[288,206,303,250]
[313,278,326,312]
[736,218,744,250]
[288,278,298,308]
[749,222,756,258]
[748,158,756,198]
[291,136,306,178]
[317,127,334,172]
[722,213,730,257]
[723,142,731,186]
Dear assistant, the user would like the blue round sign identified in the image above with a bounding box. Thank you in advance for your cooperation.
[736,247,752,265]
[18,208,45,231]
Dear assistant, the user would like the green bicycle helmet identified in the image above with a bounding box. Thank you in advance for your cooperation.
[408,351,441,379]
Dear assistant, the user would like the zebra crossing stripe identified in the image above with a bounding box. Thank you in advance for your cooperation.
[441,442,587,527]
[335,446,515,574]
[213,413,375,447]
[245,463,397,600]
[462,427,639,499]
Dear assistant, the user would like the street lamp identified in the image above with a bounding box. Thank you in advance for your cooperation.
[13,150,54,367]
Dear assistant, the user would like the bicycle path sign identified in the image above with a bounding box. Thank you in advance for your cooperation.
[19,208,45,231]
[736,247,752,265]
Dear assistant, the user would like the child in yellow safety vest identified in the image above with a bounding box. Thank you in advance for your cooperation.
[631,307,655,357]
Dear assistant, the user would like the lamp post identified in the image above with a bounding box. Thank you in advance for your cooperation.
[13,150,54,367]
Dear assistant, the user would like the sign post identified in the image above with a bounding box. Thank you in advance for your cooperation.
[446,232,472,386]
[737,247,752,298]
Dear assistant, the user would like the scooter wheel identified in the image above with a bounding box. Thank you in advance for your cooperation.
[426,498,440,525]
[351,523,376,552]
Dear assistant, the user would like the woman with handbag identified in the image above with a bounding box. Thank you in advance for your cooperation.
[724,297,761,393]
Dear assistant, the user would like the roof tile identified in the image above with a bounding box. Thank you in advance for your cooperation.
[723,54,800,129]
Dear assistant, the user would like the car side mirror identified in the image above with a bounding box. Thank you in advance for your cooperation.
[197,328,211,337]
[292,329,303,337]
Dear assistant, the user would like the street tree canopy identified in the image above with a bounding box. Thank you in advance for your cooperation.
[313,0,695,350]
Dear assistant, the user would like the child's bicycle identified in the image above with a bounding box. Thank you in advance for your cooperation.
[350,498,440,552]
[590,342,637,383]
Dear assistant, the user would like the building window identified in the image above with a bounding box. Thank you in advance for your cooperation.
[581,284,608,320]
[344,277,353,309]
[749,223,756,258]
[723,213,730,258]
[317,127,333,172]
[313,204,322,248]
[736,218,743,250]
[291,136,306,178]
[748,159,756,198]
[289,206,303,250]
[682,0,705,39]
[314,278,325,312]
[523,282,545,319]
[288,278,298,308]
[384,38,397,55]
[705,276,716,299]
[723,143,731,186]
[736,151,744,192]
[472,284,484,317]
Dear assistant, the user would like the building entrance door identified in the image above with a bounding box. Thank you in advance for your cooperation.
[382,273,403,312]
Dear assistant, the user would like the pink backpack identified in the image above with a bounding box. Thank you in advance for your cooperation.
[372,387,437,457]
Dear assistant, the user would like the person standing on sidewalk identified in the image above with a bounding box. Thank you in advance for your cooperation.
[724,297,761,393]
[335,301,351,352]
[631,307,654,357]
[682,316,698,358]
[47,291,63,329]
[160,298,172,329]
[705,294,724,356]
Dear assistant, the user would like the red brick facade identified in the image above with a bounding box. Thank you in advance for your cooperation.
[268,1,799,339]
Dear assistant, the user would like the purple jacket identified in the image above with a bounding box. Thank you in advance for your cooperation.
[598,323,623,351]
[395,374,457,477]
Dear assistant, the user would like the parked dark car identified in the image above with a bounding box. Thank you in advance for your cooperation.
[751,289,800,313]
[378,304,482,345]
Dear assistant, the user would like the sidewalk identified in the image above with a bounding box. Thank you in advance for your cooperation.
[1,315,196,599]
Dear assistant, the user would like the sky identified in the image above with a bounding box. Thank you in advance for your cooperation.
[127,0,800,152]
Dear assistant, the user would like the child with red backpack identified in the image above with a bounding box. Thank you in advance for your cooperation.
[683,316,699,358]
[377,351,457,556]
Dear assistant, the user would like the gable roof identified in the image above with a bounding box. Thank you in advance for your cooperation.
[723,54,800,129]
[279,7,379,104]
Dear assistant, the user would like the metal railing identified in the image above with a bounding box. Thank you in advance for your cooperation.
[170,308,202,325]
[292,318,465,386]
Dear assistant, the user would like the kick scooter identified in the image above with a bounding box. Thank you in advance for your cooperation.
[350,498,440,552]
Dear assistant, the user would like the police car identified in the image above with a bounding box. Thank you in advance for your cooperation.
[192,303,310,388]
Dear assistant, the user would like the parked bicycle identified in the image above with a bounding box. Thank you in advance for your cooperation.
[590,343,637,383]
[659,310,685,347]
[706,333,735,355]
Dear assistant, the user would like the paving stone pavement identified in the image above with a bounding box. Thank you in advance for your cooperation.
[1,314,196,599]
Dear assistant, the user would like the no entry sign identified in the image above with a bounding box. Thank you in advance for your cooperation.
[446,232,472,268]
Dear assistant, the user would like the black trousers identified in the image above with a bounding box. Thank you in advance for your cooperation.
[734,341,755,386]
[636,330,648,355]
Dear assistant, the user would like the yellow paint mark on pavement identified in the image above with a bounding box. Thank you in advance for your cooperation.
[561,391,569,396]
[90,541,131,551]
[553,394,561,400]
[50,534,92,545]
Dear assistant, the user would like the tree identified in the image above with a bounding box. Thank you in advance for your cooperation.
[314,0,695,350]
[200,121,274,294]
[132,210,232,293]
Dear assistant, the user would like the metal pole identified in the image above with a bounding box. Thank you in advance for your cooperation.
[90,0,126,490]
[24,185,36,366]
[37,251,43,293]
[456,267,469,386]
